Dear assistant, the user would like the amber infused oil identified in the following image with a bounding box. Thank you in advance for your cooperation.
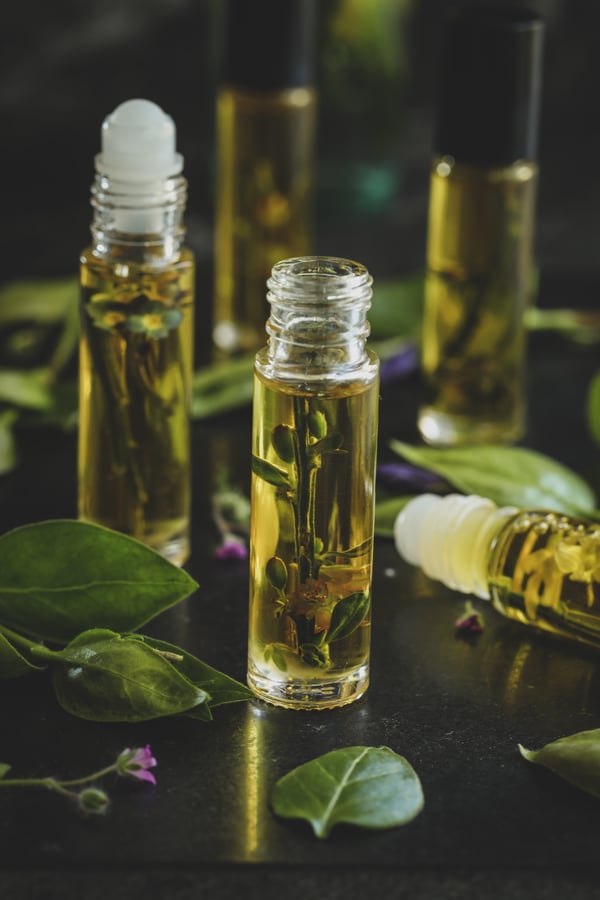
[78,99,194,565]
[247,257,379,709]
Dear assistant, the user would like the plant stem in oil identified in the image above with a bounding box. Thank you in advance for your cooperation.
[78,248,194,564]
[213,87,315,356]
[490,511,600,647]
[248,369,378,684]
[419,156,537,444]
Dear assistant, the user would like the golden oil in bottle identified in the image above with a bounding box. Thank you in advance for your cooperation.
[418,6,544,445]
[79,251,194,563]
[78,100,195,565]
[248,257,379,708]
[214,86,315,356]
[213,0,316,357]
[419,156,537,444]
[396,495,600,651]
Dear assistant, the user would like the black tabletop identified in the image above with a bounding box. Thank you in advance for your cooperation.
[2,300,600,900]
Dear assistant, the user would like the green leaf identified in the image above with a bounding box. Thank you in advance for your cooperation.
[310,433,344,456]
[369,276,424,341]
[125,634,254,710]
[519,729,600,800]
[0,277,77,327]
[0,631,44,679]
[327,592,370,643]
[0,764,11,779]
[252,455,292,489]
[0,369,54,410]
[266,557,288,591]
[271,425,296,463]
[271,746,424,838]
[0,520,198,643]
[389,441,596,517]
[50,629,209,722]
[586,370,600,447]
[191,355,254,419]
[374,496,415,538]
[0,410,17,476]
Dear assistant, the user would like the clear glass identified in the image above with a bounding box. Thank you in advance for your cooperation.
[419,155,538,446]
[490,510,600,649]
[78,174,195,565]
[213,87,316,357]
[397,493,600,652]
[247,257,379,709]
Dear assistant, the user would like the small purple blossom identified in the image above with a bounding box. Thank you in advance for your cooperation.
[215,537,248,560]
[116,745,158,785]
[377,461,451,493]
[454,602,484,636]
[380,344,419,384]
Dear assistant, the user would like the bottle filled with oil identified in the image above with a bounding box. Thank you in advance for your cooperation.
[78,99,195,565]
[213,0,316,357]
[418,6,544,446]
[395,493,600,650]
[248,257,379,708]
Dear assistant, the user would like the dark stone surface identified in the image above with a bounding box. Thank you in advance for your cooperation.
[1,328,600,897]
[1,2,600,896]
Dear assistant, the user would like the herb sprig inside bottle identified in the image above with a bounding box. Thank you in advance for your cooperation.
[79,99,195,566]
[248,257,379,709]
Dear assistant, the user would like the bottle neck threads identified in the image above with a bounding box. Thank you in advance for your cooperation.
[90,173,188,261]
[394,493,517,598]
[264,256,373,379]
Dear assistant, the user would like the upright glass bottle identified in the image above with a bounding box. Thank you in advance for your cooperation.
[418,7,544,446]
[79,99,195,565]
[213,0,317,357]
[395,493,600,650]
[248,257,379,709]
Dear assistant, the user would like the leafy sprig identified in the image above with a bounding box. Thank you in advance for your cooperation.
[0,519,252,722]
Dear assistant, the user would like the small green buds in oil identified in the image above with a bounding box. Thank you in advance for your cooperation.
[272,424,296,462]
[266,556,288,591]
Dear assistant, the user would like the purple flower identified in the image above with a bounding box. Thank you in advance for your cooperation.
[377,461,450,493]
[215,537,248,560]
[454,602,484,635]
[116,745,157,785]
[380,345,419,384]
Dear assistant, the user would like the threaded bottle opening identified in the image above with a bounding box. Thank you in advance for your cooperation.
[264,256,374,374]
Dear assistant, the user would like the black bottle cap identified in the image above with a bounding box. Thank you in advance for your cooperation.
[221,0,316,91]
[433,4,544,166]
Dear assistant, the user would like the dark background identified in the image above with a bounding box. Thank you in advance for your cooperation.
[0,0,597,296]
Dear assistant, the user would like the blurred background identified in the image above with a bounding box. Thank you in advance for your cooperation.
[0,0,597,311]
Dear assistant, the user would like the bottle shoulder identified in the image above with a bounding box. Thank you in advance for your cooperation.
[80,243,195,273]
[255,346,379,393]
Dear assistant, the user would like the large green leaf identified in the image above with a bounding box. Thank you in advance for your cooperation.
[389,441,597,517]
[271,746,424,838]
[125,634,253,713]
[0,369,53,410]
[369,276,424,340]
[0,277,77,326]
[0,631,44,678]
[586,370,600,448]
[49,629,209,722]
[191,355,254,419]
[0,520,198,643]
[519,729,600,800]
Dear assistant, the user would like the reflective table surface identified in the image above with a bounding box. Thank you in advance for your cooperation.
[2,306,600,900]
